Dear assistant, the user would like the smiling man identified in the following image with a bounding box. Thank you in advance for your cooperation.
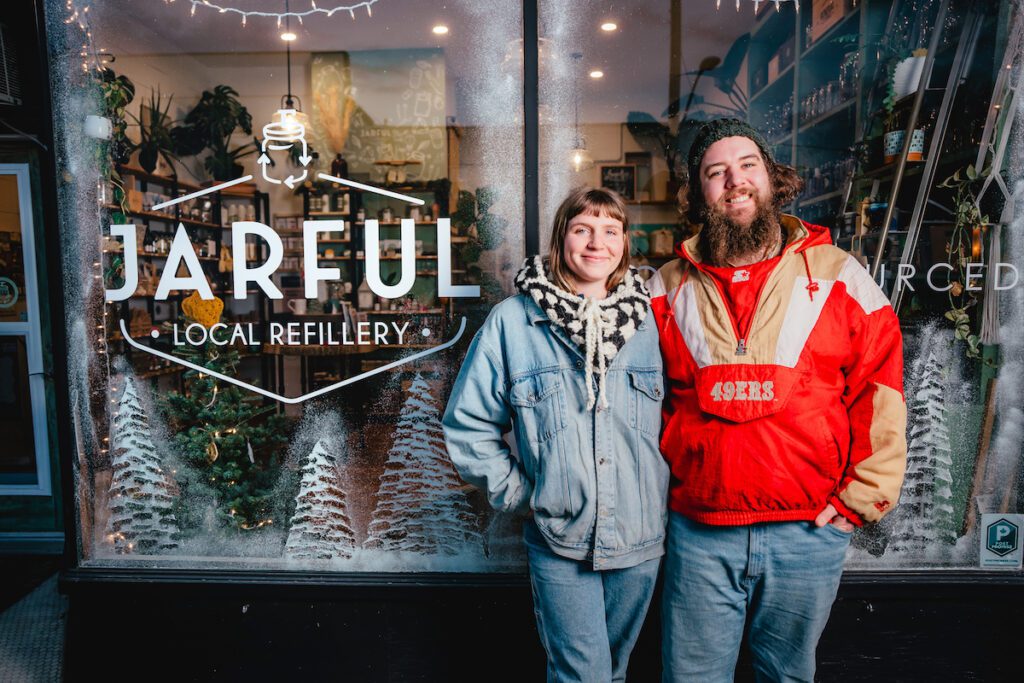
[649,119,908,683]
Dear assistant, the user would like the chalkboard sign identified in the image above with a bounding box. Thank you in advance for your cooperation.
[600,164,636,201]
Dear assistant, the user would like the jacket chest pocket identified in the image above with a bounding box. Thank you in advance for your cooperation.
[510,372,567,444]
[629,370,664,437]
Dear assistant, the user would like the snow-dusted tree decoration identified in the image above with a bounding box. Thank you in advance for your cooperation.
[888,347,957,556]
[284,439,356,560]
[364,374,482,555]
[105,376,179,554]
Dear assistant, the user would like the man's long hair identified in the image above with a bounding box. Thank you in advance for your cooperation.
[677,157,804,230]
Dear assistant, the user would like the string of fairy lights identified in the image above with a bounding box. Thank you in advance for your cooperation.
[63,1,120,464]
[164,0,381,26]
[717,0,800,11]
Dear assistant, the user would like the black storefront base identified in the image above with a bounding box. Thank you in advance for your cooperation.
[61,570,1024,681]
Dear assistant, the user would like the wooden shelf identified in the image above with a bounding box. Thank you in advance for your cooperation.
[356,255,439,261]
[366,309,444,315]
[798,98,856,134]
[354,221,443,226]
[801,8,860,59]
[136,366,183,379]
[117,166,202,192]
[799,189,845,206]
[751,63,794,102]
[103,250,218,262]
[103,205,224,230]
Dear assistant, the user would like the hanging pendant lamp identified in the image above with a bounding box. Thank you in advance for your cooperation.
[274,0,310,138]
[569,53,594,172]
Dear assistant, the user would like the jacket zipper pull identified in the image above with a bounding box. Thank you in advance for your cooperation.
[736,338,747,356]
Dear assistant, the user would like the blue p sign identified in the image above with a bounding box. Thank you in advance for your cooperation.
[986,519,1019,557]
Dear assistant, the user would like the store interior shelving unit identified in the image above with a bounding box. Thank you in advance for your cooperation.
[264,181,464,395]
[748,0,883,229]
[102,166,271,387]
[747,0,1004,304]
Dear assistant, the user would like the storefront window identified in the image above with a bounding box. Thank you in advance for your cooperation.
[47,0,524,571]
[47,0,1022,575]
[0,168,50,492]
[538,0,1022,572]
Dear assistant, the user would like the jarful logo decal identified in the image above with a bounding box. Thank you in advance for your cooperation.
[106,115,475,405]
[710,380,775,402]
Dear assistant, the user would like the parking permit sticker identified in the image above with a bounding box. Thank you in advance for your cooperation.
[980,514,1024,568]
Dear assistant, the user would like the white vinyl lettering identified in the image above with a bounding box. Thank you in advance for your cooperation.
[104,224,139,302]
[995,263,1019,290]
[437,217,480,298]
[232,221,283,299]
[365,219,415,298]
[303,220,343,298]
[926,263,954,292]
[156,224,215,300]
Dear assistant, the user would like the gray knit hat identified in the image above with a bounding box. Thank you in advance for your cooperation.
[686,118,774,184]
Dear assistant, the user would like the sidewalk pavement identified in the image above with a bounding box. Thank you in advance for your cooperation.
[0,574,66,682]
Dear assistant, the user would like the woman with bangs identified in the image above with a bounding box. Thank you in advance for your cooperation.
[443,187,669,682]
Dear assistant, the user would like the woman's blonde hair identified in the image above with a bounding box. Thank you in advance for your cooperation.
[547,186,631,294]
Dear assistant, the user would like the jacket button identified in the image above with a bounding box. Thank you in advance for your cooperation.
[575,359,584,369]
[598,458,606,465]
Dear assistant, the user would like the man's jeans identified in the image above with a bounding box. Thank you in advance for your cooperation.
[661,512,850,683]
[524,521,661,683]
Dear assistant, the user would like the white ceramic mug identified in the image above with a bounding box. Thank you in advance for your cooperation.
[287,299,307,315]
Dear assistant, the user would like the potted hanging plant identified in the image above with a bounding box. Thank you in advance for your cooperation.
[937,164,991,360]
[99,68,136,169]
[172,85,259,181]
[833,33,927,167]
[129,88,180,176]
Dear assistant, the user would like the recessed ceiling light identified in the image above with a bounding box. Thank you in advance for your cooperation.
[600,22,618,32]
[589,70,604,79]
[432,25,449,35]
[281,32,297,42]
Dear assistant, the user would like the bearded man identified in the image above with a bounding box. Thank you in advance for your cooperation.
[649,119,908,683]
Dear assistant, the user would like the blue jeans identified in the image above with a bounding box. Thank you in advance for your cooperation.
[524,521,661,682]
[661,512,851,683]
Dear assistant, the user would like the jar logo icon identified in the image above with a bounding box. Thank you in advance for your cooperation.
[257,109,313,189]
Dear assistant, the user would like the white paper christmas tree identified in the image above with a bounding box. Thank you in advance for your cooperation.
[364,374,482,555]
[888,347,957,555]
[285,439,356,560]
[105,376,179,554]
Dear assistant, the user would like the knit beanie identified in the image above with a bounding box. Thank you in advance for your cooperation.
[686,118,774,184]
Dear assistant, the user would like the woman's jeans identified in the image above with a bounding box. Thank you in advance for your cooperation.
[661,512,851,683]
[524,521,661,683]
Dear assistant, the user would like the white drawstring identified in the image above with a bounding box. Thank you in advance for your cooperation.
[577,297,615,411]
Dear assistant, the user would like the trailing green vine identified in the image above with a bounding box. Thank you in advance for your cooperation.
[938,164,990,360]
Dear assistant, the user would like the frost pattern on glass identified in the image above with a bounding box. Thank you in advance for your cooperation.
[285,439,357,561]
[104,376,180,554]
[885,342,957,558]
[364,374,483,556]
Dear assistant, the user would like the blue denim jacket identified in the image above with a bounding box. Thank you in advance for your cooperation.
[442,294,669,570]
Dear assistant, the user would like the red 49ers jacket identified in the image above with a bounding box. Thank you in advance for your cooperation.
[649,216,907,526]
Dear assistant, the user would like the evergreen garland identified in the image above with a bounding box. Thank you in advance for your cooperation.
[161,305,287,532]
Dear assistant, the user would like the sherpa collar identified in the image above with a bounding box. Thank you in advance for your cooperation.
[513,256,650,410]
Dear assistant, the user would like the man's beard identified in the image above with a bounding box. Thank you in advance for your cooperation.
[697,192,782,266]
